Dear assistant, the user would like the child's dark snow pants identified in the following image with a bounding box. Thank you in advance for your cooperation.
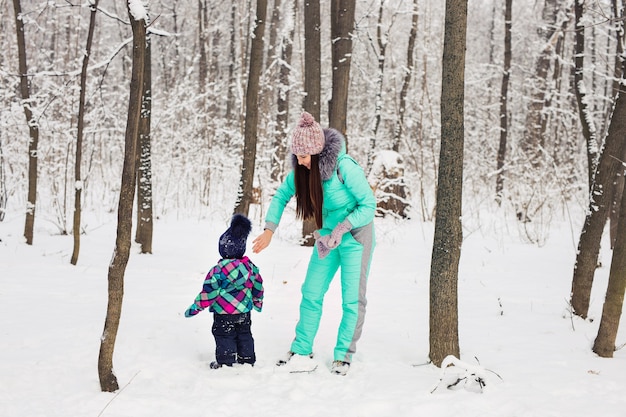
[212,312,255,366]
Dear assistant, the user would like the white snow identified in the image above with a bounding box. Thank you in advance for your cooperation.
[0,210,624,416]
[128,0,148,22]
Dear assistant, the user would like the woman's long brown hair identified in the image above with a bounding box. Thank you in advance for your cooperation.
[294,154,324,229]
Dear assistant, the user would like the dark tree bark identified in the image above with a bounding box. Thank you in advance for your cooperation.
[392,0,418,153]
[234,0,267,216]
[0,139,6,223]
[302,0,322,246]
[198,0,208,93]
[571,61,626,319]
[574,0,599,191]
[98,6,146,393]
[593,169,626,357]
[609,1,625,249]
[495,0,512,205]
[71,0,100,265]
[271,0,295,183]
[520,0,565,165]
[328,0,356,139]
[12,0,39,245]
[303,0,321,119]
[366,0,388,172]
[226,2,237,120]
[429,0,467,368]
[135,34,153,254]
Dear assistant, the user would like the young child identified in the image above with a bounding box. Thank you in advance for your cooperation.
[184,214,264,368]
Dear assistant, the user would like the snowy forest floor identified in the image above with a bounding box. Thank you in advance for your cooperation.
[1,209,625,417]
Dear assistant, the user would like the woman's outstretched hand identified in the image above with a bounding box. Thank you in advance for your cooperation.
[252,229,273,253]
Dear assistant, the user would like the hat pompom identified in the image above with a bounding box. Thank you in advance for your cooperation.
[229,214,252,239]
[298,111,316,127]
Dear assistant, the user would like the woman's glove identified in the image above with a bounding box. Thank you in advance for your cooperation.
[313,220,352,260]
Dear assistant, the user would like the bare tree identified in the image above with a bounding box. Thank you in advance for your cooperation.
[571,58,626,319]
[429,0,467,367]
[98,5,147,393]
[135,33,153,254]
[302,0,322,246]
[303,0,321,118]
[520,0,568,166]
[593,160,626,357]
[226,2,237,120]
[574,0,599,190]
[12,0,39,245]
[495,0,512,205]
[609,1,625,248]
[71,0,100,265]
[392,0,418,153]
[328,0,356,138]
[234,0,267,216]
[270,0,296,183]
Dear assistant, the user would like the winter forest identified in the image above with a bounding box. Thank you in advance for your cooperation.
[2,0,626,399]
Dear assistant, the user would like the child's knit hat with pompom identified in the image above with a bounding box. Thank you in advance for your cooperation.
[218,214,252,259]
[290,112,325,155]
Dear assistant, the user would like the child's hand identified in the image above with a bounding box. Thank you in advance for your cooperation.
[184,306,198,317]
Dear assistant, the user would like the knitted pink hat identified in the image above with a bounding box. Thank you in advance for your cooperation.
[290,112,325,155]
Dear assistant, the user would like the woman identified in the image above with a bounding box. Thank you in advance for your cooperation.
[252,112,376,375]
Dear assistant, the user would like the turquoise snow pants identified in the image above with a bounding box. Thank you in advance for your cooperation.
[290,222,375,363]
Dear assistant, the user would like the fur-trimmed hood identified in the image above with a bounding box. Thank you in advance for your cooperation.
[291,128,345,181]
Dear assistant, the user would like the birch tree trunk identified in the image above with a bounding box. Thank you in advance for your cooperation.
[429,0,467,367]
[98,6,146,392]
[71,0,100,265]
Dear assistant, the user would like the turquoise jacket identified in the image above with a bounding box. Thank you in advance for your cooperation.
[264,128,376,233]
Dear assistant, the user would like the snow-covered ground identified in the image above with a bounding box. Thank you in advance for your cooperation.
[1,209,624,417]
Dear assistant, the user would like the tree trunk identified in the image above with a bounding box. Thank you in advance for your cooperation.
[0,139,6,223]
[328,0,356,139]
[135,35,153,254]
[234,0,267,216]
[198,0,208,93]
[609,1,625,249]
[271,0,295,183]
[71,0,99,265]
[366,0,387,173]
[98,6,146,393]
[592,170,626,357]
[226,2,237,120]
[571,62,626,319]
[12,0,39,246]
[520,0,562,166]
[495,0,512,205]
[429,0,467,368]
[574,0,599,191]
[392,0,418,153]
[302,0,322,246]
